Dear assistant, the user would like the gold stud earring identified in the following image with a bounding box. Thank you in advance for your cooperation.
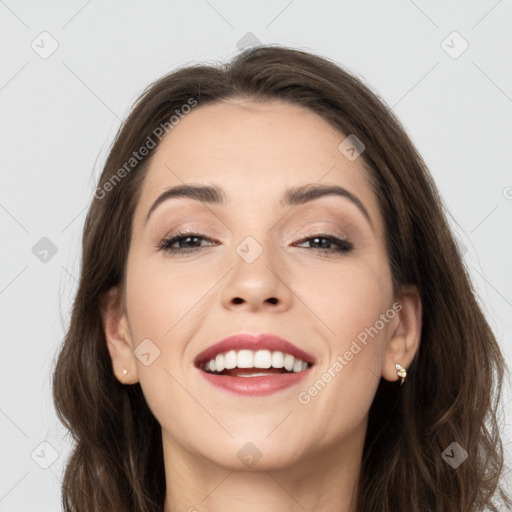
[395,363,406,385]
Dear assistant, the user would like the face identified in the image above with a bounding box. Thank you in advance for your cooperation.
[112,98,407,471]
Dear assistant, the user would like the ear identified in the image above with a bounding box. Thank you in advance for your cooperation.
[100,286,139,384]
[381,285,422,383]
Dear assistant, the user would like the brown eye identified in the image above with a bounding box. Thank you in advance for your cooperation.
[294,234,353,254]
[158,231,218,255]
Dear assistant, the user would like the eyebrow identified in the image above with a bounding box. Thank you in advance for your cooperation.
[144,183,373,229]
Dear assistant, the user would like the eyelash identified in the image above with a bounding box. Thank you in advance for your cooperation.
[157,230,353,256]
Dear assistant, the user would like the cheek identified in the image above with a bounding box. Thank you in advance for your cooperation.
[293,256,393,417]
[297,255,393,346]
[122,253,205,431]
[123,249,221,416]
[124,251,213,343]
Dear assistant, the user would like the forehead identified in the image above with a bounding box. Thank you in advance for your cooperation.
[133,99,382,233]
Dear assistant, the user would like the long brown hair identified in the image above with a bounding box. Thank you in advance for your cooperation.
[52,45,510,511]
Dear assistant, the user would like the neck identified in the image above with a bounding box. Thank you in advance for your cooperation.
[162,428,364,512]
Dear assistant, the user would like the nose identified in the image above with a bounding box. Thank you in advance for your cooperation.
[220,239,293,313]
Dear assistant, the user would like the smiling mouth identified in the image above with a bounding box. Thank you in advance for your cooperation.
[197,349,313,378]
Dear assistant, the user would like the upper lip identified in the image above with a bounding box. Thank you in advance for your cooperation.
[194,333,317,366]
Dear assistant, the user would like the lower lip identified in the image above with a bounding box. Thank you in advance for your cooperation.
[197,367,312,396]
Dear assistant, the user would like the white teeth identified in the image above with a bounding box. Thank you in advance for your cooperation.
[238,372,274,378]
[224,350,237,370]
[292,359,303,373]
[237,350,254,368]
[201,349,310,373]
[254,350,272,368]
[271,351,284,368]
[283,354,295,372]
[215,353,225,372]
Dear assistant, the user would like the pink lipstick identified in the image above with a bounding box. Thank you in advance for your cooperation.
[194,333,316,396]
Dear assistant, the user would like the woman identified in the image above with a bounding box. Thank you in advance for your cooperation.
[52,45,510,511]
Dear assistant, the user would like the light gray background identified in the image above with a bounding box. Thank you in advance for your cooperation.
[1,1,511,510]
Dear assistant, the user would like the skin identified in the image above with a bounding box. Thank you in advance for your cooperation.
[102,98,422,512]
